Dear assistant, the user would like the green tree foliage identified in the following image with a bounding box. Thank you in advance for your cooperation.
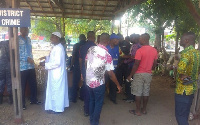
[31,17,57,41]
[129,0,182,48]
[31,17,111,41]
[65,18,111,38]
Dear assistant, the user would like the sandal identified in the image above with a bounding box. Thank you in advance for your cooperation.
[129,110,141,116]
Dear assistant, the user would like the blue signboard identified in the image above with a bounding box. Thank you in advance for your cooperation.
[0,8,30,27]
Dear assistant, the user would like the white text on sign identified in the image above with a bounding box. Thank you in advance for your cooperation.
[2,19,20,25]
[0,10,24,17]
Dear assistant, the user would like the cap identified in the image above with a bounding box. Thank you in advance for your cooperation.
[110,33,120,40]
[52,32,61,38]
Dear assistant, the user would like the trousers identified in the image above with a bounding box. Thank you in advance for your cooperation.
[21,69,38,106]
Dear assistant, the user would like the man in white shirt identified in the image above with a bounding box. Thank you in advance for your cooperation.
[86,33,122,125]
[40,32,69,113]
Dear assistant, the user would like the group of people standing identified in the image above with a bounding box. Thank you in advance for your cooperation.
[69,31,158,125]
[0,27,199,125]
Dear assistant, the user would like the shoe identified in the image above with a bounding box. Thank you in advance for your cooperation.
[123,98,128,100]
[47,110,61,114]
[8,94,13,104]
[30,101,42,105]
[111,99,117,104]
[125,99,135,103]
[0,93,3,104]
[23,105,26,110]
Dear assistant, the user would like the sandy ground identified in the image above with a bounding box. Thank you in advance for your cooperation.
[0,75,199,125]
[0,50,199,125]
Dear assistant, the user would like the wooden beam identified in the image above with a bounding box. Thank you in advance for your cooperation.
[72,0,75,11]
[102,0,108,14]
[81,0,84,14]
[36,0,46,17]
[91,0,95,13]
[24,0,33,10]
[32,15,111,20]
[8,0,23,124]
[20,6,113,13]
[48,0,54,11]
[31,10,113,18]
[20,1,116,8]
[48,0,56,17]
[24,0,36,16]
[53,0,64,12]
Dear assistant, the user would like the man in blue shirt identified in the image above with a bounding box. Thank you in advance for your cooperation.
[79,31,96,116]
[106,33,123,104]
[19,27,41,110]
[70,34,86,103]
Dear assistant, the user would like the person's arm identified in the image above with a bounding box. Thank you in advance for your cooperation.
[79,58,82,71]
[45,47,62,70]
[127,59,140,80]
[19,38,28,63]
[107,70,122,93]
[177,53,189,80]
[27,38,34,64]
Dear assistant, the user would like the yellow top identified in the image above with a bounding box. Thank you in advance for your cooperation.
[176,46,200,95]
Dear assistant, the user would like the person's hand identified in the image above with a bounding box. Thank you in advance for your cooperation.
[127,75,132,81]
[117,85,122,93]
[39,61,45,66]
[180,74,188,81]
[81,74,84,81]
[27,57,34,64]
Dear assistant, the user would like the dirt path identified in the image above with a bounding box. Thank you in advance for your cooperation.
[0,75,199,125]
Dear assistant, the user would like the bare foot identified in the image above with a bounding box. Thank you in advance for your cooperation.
[141,108,147,114]
[135,110,142,116]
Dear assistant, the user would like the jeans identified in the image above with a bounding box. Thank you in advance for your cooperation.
[109,68,119,101]
[175,93,194,125]
[82,81,90,114]
[21,69,38,106]
[89,84,105,125]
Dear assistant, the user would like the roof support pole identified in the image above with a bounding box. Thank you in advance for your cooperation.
[119,18,121,34]
[111,20,114,33]
[6,0,23,123]
[62,14,65,37]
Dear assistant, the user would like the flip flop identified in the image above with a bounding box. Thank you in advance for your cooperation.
[129,110,141,116]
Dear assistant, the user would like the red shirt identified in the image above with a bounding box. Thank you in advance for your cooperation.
[135,45,158,74]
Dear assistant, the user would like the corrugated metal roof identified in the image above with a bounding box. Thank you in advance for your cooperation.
[18,0,145,20]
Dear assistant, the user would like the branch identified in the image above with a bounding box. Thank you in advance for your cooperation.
[183,0,200,27]
[114,0,147,17]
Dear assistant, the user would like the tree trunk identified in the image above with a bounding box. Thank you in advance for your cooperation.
[198,36,200,50]
[155,33,161,50]
[175,32,180,54]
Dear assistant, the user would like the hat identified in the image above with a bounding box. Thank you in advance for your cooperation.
[110,33,120,40]
[52,32,61,38]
